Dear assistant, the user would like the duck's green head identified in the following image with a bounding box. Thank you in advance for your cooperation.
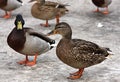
[15,14,25,30]
[47,22,72,39]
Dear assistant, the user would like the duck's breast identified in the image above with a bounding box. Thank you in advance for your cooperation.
[92,0,111,7]
[92,0,105,7]
[0,0,7,8]
[56,39,81,68]
[2,0,22,11]
[20,33,50,56]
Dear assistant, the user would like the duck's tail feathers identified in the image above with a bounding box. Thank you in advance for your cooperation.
[103,47,114,58]
[50,43,57,49]
[104,47,112,52]
[100,47,113,57]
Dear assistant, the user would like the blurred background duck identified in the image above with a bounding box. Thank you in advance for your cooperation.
[0,0,23,18]
[7,14,55,66]
[29,0,68,27]
[47,22,112,80]
[92,0,112,14]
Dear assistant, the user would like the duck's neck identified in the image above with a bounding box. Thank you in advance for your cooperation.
[62,32,72,40]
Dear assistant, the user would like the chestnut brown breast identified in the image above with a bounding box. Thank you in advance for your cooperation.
[0,0,7,8]
[7,28,26,52]
[92,0,105,7]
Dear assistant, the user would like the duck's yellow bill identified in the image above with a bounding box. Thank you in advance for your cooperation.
[17,21,22,30]
[47,30,58,36]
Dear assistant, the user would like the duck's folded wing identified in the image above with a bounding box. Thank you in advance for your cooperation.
[71,39,100,53]
[70,39,109,65]
[25,28,55,44]
[30,32,55,44]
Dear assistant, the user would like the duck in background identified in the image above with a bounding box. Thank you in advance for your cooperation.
[0,0,23,18]
[47,22,112,80]
[92,0,112,14]
[29,0,68,27]
[7,14,55,66]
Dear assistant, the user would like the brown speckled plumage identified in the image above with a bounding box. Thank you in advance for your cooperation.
[30,0,68,20]
[57,37,109,69]
[47,22,111,79]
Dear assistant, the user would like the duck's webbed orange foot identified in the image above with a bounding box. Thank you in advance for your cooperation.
[40,20,50,27]
[68,68,84,80]
[17,55,29,65]
[67,74,82,80]
[3,14,11,19]
[70,70,81,76]
[17,60,28,65]
[25,61,36,66]
[25,54,38,66]
[102,11,109,14]
[102,7,109,15]
[3,11,11,19]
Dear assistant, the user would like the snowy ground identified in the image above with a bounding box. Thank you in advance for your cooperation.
[0,0,120,82]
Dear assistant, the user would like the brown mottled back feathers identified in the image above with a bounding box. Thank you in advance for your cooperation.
[56,38,110,68]
[31,1,68,20]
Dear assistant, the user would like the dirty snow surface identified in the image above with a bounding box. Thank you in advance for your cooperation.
[0,0,120,82]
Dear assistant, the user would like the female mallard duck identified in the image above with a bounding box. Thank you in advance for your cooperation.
[47,22,112,80]
[29,0,68,27]
[7,14,55,66]
[92,0,112,14]
[0,0,23,18]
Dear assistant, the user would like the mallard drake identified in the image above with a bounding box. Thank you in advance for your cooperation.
[7,14,55,66]
[47,22,112,80]
[29,0,68,27]
[92,0,112,14]
[0,0,23,18]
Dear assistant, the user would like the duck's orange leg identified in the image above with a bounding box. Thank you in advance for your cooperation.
[3,11,11,19]
[56,15,60,24]
[17,55,29,65]
[102,7,109,14]
[40,20,50,27]
[94,8,99,12]
[25,54,38,66]
[68,68,84,80]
